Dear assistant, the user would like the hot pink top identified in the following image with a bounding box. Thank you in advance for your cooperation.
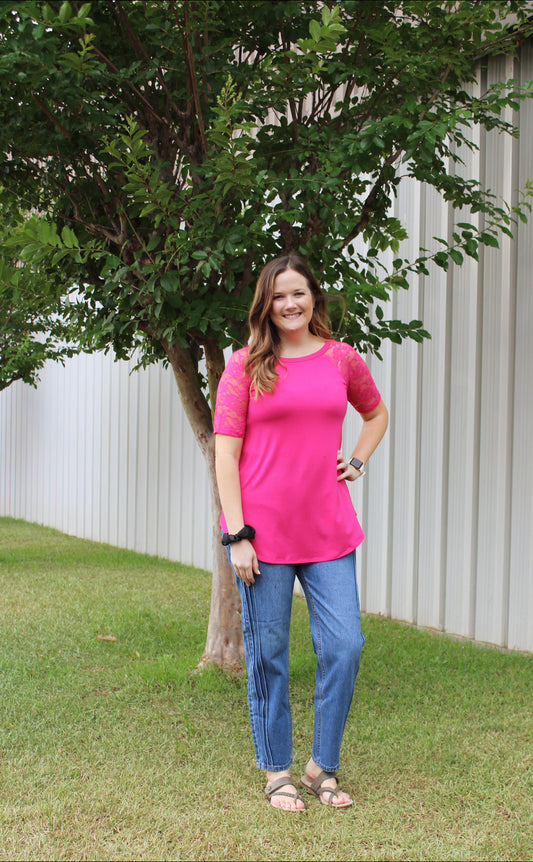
[214,340,381,564]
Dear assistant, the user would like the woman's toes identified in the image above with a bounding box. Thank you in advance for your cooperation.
[332,789,352,807]
[270,788,305,811]
[266,779,306,811]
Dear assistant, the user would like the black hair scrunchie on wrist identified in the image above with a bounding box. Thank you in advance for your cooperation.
[221,524,256,546]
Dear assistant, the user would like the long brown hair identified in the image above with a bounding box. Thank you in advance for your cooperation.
[245,254,332,396]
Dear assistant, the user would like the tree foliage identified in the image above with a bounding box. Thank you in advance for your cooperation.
[2,1,532,367]
[1,0,532,666]
[0,193,73,391]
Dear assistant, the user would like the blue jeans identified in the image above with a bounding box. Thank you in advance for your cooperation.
[228,549,365,772]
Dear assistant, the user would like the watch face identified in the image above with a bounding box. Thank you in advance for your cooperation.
[350,458,364,471]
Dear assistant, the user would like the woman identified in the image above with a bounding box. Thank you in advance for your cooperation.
[214,254,388,812]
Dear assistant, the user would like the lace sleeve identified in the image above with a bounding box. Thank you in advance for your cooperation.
[324,341,381,414]
[213,347,250,437]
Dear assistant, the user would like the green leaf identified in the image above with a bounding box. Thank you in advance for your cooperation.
[160,272,179,293]
[59,1,73,23]
[434,252,449,271]
[61,226,79,248]
[480,232,500,248]
[309,19,321,42]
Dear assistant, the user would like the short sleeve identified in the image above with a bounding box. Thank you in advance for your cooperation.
[324,341,381,414]
[213,347,250,437]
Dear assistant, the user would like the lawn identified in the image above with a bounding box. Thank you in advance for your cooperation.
[0,517,531,861]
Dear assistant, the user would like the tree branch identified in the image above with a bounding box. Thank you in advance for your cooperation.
[181,3,208,160]
[29,94,72,139]
[342,64,452,247]
[202,337,226,417]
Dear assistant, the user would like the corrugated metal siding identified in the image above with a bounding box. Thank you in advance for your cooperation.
[0,353,213,572]
[508,38,533,652]
[444,93,482,644]
[472,56,515,648]
[1,47,532,651]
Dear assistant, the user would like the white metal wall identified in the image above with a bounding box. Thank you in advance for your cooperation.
[1,49,532,652]
[0,352,212,572]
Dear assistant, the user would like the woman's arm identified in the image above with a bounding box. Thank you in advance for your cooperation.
[337,398,389,481]
[215,433,260,585]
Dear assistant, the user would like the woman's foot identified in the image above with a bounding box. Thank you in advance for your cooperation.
[300,759,353,808]
[265,770,306,811]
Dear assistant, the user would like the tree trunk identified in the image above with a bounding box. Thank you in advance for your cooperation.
[165,339,245,672]
[199,438,245,672]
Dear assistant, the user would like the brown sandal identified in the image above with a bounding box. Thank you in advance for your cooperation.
[265,776,306,811]
[299,770,353,808]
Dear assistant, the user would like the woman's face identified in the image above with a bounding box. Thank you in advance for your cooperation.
[269,269,315,338]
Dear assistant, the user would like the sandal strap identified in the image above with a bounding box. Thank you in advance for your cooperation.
[308,770,344,804]
[308,770,337,793]
[265,776,299,799]
[319,785,343,804]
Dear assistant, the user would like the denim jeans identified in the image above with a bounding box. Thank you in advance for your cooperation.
[228,549,365,772]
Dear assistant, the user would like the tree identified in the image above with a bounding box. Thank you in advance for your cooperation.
[0,194,73,391]
[1,0,532,669]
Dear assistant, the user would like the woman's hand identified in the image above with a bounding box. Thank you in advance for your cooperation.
[230,539,260,586]
[337,398,389,483]
[336,450,363,482]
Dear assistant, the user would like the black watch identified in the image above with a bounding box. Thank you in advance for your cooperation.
[349,457,365,474]
[221,524,256,546]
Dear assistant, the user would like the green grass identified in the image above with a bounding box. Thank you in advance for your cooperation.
[0,517,531,862]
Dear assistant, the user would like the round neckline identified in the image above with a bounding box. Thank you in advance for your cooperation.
[279,341,330,361]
